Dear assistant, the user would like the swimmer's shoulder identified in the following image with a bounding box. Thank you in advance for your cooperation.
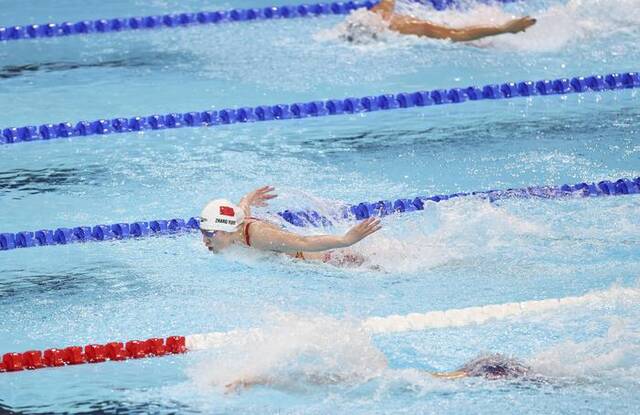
[246,218,283,233]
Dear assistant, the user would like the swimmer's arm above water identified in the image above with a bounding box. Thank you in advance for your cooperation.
[238,186,277,217]
[224,369,468,393]
[249,217,381,253]
[388,15,537,41]
[370,0,395,16]
[430,370,468,379]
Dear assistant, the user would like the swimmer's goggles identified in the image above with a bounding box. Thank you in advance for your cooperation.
[197,217,218,238]
[202,230,218,238]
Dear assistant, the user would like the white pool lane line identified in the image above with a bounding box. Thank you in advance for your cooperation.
[186,285,640,350]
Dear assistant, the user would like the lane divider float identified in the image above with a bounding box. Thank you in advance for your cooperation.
[3,285,637,373]
[1,336,186,373]
[0,1,522,43]
[1,176,638,252]
[0,1,374,43]
[2,71,639,146]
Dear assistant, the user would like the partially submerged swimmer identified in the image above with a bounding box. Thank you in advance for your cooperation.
[225,353,533,393]
[199,186,380,266]
[341,0,536,43]
[433,353,532,380]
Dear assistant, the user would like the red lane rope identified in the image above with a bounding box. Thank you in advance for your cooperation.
[0,335,186,373]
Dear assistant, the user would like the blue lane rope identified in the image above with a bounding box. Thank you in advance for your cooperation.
[2,71,639,146]
[0,1,374,43]
[0,1,522,43]
[1,177,638,251]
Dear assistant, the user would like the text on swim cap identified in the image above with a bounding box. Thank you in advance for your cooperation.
[215,218,237,226]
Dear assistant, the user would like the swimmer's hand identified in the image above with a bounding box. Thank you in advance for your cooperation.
[430,370,468,380]
[501,16,536,34]
[224,376,267,394]
[224,380,252,394]
[239,186,277,215]
[342,217,381,246]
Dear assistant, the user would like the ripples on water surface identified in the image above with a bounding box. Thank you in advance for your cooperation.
[0,0,639,413]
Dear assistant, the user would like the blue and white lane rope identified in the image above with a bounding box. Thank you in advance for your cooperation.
[0,0,520,43]
[1,177,638,251]
[2,71,639,146]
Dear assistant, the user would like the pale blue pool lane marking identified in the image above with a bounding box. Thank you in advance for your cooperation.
[0,1,521,43]
[1,71,639,145]
[1,177,638,251]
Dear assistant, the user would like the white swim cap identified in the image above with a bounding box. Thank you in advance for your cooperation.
[199,199,245,233]
[339,9,388,44]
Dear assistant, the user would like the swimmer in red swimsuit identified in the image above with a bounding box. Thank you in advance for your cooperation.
[199,186,380,266]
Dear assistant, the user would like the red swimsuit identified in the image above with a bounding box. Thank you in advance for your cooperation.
[242,218,307,260]
[243,219,256,247]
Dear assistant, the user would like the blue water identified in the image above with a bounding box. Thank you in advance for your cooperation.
[1,0,639,413]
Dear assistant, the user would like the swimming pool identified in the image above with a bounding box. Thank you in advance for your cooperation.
[1,0,639,413]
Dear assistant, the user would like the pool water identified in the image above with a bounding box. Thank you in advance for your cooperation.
[1,0,639,413]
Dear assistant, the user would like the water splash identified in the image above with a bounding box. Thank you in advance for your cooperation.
[320,0,640,52]
[187,313,388,392]
[315,8,403,45]
[353,197,545,272]
[263,196,545,273]
[186,284,640,394]
[206,184,639,277]
[403,0,640,51]
[531,318,640,380]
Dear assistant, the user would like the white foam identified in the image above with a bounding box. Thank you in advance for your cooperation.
[359,0,640,51]
[352,197,546,273]
[184,284,640,392]
[531,318,640,379]
[187,313,388,391]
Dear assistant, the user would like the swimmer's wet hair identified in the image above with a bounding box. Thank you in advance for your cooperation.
[339,9,387,45]
[341,26,379,44]
[460,354,531,380]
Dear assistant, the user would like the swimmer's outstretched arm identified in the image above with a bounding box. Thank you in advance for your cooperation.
[224,369,468,394]
[370,0,395,15]
[430,370,468,379]
[238,186,277,217]
[250,217,381,253]
[389,15,536,41]
[225,377,268,394]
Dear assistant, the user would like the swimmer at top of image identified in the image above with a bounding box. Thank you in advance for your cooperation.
[340,0,536,43]
[199,186,381,267]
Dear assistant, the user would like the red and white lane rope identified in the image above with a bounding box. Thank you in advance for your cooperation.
[0,336,187,373]
[2,285,637,373]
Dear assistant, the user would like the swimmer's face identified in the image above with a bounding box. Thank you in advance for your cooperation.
[201,229,234,253]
